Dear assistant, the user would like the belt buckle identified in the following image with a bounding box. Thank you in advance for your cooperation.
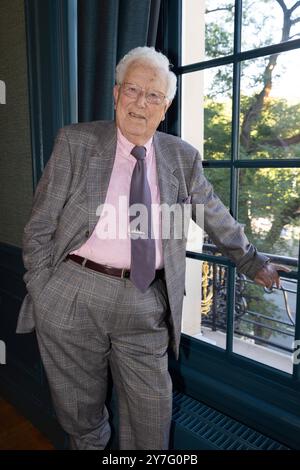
[121,268,130,279]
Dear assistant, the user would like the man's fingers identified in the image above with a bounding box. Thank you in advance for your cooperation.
[253,262,291,289]
[275,273,281,289]
[273,264,291,288]
[272,263,291,273]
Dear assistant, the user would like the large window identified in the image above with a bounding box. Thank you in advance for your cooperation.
[168,0,300,376]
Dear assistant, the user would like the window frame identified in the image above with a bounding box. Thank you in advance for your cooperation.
[158,0,300,448]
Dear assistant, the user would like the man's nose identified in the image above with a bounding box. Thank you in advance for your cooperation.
[135,90,147,107]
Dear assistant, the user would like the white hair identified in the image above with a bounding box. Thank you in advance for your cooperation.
[115,46,177,101]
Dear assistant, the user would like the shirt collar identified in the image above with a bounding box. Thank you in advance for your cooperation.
[117,127,153,159]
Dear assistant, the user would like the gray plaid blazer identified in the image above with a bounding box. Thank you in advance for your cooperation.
[16,120,268,359]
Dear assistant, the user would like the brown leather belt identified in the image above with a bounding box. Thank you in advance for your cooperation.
[65,253,165,281]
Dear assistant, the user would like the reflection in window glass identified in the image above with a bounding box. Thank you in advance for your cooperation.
[242,0,300,51]
[181,0,234,66]
[181,66,233,159]
[240,50,300,159]
[183,260,227,350]
[233,275,297,374]
[238,168,300,261]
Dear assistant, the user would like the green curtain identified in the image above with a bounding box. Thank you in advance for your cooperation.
[78,0,161,122]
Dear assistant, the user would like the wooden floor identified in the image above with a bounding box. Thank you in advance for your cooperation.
[0,396,54,450]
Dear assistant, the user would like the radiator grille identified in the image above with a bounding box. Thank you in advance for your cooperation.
[173,391,289,450]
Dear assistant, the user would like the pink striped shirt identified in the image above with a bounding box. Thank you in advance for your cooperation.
[71,128,163,269]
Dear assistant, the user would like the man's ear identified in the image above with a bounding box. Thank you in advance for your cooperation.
[165,99,172,113]
[162,100,172,121]
[113,85,119,109]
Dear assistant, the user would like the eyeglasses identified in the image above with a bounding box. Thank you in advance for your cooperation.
[121,82,167,105]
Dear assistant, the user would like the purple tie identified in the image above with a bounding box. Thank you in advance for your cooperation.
[129,146,156,293]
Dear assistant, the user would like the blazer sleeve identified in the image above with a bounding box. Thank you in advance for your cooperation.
[189,151,269,279]
[22,127,73,287]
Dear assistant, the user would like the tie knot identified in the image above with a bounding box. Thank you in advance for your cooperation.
[131,146,146,161]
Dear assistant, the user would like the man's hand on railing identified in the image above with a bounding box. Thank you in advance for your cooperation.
[254,262,291,289]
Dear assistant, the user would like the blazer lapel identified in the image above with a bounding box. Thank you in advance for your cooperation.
[154,133,179,248]
[154,132,179,206]
[87,122,117,233]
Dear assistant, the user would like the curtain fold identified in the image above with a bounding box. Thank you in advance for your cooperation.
[78,0,161,122]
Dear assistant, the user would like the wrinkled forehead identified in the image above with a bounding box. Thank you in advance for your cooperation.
[123,60,168,91]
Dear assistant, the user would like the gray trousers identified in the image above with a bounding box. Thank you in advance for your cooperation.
[34,257,172,450]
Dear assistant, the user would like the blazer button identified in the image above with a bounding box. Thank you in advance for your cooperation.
[85,230,89,238]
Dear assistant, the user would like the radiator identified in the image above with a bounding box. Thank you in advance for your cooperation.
[172,391,289,450]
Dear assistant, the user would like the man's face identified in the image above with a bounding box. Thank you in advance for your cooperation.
[113,62,171,145]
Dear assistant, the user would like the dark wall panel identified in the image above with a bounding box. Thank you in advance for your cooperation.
[0,0,33,248]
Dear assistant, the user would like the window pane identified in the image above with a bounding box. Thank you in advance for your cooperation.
[233,274,297,374]
[183,260,227,350]
[237,168,300,264]
[201,168,230,259]
[204,168,231,208]
[181,65,233,159]
[242,0,300,51]
[240,50,300,159]
[182,0,234,66]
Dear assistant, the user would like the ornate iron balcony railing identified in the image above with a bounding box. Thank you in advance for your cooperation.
[200,244,297,354]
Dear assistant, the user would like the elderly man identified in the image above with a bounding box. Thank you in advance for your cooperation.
[16,47,284,450]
